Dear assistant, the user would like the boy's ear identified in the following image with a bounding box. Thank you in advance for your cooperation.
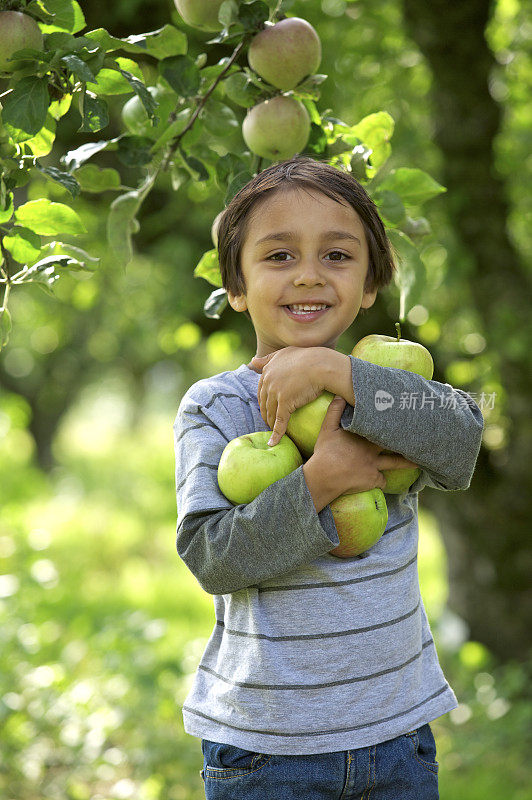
[228,291,248,313]
[361,287,377,309]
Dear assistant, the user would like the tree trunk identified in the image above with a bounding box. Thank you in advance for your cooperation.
[401,0,532,660]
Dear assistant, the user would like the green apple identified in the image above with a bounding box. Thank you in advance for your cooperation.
[329,488,388,558]
[247,17,321,92]
[218,431,303,505]
[351,323,433,494]
[378,455,420,494]
[351,325,434,380]
[286,390,334,458]
[0,11,43,73]
[121,86,178,139]
[173,0,226,31]
[242,95,311,162]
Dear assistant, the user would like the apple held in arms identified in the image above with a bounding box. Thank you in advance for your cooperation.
[351,322,433,494]
[218,429,386,558]
[329,489,388,558]
[218,431,303,505]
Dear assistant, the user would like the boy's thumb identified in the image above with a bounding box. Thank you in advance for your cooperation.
[247,353,272,372]
[322,395,346,429]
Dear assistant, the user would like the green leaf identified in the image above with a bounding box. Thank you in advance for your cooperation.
[18,255,83,287]
[62,138,117,171]
[194,248,222,287]
[201,101,238,137]
[373,190,406,226]
[223,72,263,108]
[87,58,143,95]
[60,53,96,82]
[38,0,86,34]
[225,170,253,204]
[204,287,228,319]
[349,143,372,181]
[0,193,14,224]
[24,112,56,157]
[160,56,200,98]
[2,77,50,142]
[306,123,328,155]
[402,216,431,238]
[35,163,81,197]
[124,25,188,59]
[3,227,42,264]
[237,1,270,30]
[344,112,395,170]
[300,98,321,126]
[73,165,121,193]
[41,240,99,269]
[15,198,87,236]
[200,60,238,83]
[181,154,209,182]
[379,168,446,206]
[0,306,12,349]
[387,229,426,322]
[107,190,142,268]
[49,93,72,120]
[85,28,145,54]
[119,71,157,117]
[79,94,109,132]
[218,0,240,28]
[116,136,154,167]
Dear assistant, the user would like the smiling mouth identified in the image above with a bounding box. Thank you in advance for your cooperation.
[283,304,331,321]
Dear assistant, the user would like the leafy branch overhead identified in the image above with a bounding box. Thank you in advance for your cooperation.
[0,0,445,347]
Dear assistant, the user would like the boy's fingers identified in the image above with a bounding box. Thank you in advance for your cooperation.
[248,353,272,373]
[268,410,290,446]
[378,452,419,470]
[320,395,346,431]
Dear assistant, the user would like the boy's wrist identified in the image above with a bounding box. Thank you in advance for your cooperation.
[315,348,355,407]
[302,456,339,514]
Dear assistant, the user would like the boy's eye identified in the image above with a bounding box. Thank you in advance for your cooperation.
[267,251,349,262]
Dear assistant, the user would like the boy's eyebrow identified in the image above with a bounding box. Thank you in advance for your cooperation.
[254,230,361,247]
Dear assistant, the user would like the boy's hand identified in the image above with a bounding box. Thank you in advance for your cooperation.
[303,396,420,512]
[248,347,356,445]
[247,347,326,445]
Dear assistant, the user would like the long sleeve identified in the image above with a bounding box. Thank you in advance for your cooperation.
[174,391,339,595]
[340,356,484,492]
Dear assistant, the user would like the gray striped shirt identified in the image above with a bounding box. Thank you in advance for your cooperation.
[173,356,484,755]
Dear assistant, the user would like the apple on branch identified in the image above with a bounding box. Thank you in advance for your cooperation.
[351,322,434,494]
[242,95,311,162]
[0,11,43,73]
[173,0,226,31]
[247,17,322,92]
[218,431,303,505]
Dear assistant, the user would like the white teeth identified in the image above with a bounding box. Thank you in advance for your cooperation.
[288,304,328,312]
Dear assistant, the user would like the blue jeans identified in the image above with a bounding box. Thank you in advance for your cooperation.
[201,724,439,799]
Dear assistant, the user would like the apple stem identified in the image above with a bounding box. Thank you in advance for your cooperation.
[395,321,401,342]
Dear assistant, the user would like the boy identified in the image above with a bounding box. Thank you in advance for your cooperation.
[173,156,484,799]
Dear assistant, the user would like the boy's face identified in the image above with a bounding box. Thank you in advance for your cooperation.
[228,187,377,356]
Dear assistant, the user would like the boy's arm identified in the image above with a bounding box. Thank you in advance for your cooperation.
[251,347,484,491]
[331,353,484,491]
[173,394,339,595]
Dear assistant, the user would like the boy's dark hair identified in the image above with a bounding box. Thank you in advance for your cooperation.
[217,156,395,302]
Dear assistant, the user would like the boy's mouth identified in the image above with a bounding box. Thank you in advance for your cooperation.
[283,303,331,322]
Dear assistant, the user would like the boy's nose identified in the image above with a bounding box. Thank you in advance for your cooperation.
[293,261,326,285]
